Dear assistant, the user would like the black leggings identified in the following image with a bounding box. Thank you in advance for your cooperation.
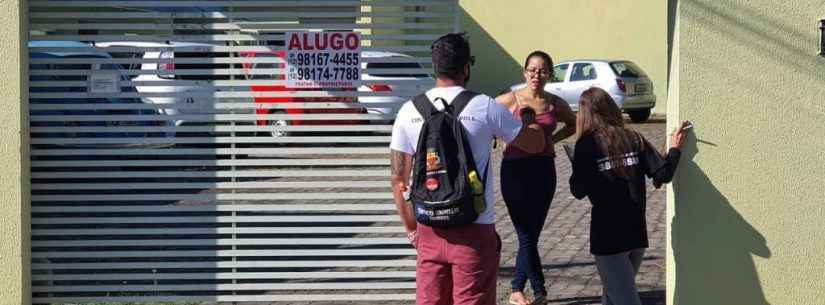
[501,155,557,294]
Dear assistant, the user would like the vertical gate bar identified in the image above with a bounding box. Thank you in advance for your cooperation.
[228,2,239,303]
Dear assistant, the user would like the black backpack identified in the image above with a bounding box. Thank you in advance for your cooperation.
[409,90,487,228]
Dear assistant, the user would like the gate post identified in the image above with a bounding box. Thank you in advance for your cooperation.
[0,0,30,304]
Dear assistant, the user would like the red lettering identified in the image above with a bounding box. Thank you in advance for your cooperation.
[301,33,314,50]
[345,33,359,50]
[288,34,302,50]
[330,33,344,50]
[289,32,358,52]
[314,33,328,50]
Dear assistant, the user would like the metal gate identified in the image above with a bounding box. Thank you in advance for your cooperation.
[28,1,456,303]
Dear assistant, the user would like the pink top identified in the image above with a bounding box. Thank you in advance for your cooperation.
[503,96,557,159]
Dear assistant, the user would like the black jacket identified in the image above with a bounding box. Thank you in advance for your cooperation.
[570,132,681,255]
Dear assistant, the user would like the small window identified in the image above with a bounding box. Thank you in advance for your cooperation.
[552,64,568,83]
[570,63,597,82]
[609,61,647,78]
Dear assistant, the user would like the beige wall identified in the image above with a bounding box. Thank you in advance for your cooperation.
[668,1,825,304]
[460,0,669,114]
[0,0,29,304]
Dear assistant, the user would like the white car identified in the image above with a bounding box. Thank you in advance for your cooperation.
[512,59,656,122]
[99,44,431,128]
[96,41,229,127]
[358,51,434,123]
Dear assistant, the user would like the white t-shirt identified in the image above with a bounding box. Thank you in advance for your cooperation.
[389,86,523,224]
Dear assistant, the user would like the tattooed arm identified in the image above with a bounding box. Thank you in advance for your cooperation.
[390,149,416,234]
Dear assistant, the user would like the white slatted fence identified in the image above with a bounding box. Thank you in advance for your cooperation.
[29,0,457,303]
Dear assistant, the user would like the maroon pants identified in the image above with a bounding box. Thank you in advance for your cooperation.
[414,223,501,305]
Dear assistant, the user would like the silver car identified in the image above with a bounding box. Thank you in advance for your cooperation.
[358,51,434,124]
[512,60,656,122]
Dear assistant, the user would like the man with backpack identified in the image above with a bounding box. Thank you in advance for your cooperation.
[389,33,546,305]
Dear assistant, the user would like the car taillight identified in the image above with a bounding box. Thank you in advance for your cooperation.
[616,79,626,93]
[367,84,392,92]
[159,51,174,79]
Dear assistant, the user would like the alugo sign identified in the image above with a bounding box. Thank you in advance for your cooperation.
[286,31,362,88]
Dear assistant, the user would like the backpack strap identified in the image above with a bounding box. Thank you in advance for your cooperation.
[412,90,480,119]
[450,90,479,116]
[412,93,436,120]
[451,90,486,188]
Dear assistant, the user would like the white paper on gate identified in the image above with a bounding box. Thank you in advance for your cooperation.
[285,31,362,88]
[89,74,119,93]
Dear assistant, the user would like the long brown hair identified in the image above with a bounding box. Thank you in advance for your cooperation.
[576,87,641,178]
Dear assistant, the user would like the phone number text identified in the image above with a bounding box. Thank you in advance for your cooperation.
[289,67,360,81]
[288,52,360,67]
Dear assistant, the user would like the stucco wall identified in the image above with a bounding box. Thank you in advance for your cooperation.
[0,0,28,304]
[668,1,825,304]
[459,0,668,114]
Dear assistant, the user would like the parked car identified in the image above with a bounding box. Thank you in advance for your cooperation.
[95,41,229,128]
[358,51,433,123]
[28,41,166,148]
[239,50,367,138]
[511,59,655,122]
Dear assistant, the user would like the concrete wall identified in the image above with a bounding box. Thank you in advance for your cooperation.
[0,0,29,304]
[459,0,668,114]
[667,1,825,304]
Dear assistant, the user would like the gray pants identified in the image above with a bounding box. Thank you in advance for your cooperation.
[594,248,645,305]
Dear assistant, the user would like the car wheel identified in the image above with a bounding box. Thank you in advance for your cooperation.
[268,111,291,139]
[628,109,651,123]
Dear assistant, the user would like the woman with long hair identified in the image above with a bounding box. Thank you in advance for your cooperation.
[496,51,576,305]
[570,87,688,305]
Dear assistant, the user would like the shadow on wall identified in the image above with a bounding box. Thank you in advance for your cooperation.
[671,133,772,305]
[671,1,825,303]
[459,6,522,97]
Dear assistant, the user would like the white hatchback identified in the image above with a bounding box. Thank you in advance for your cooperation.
[512,60,656,122]
[96,41,229,128]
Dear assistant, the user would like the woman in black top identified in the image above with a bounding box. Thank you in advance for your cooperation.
[569,87,688,305]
